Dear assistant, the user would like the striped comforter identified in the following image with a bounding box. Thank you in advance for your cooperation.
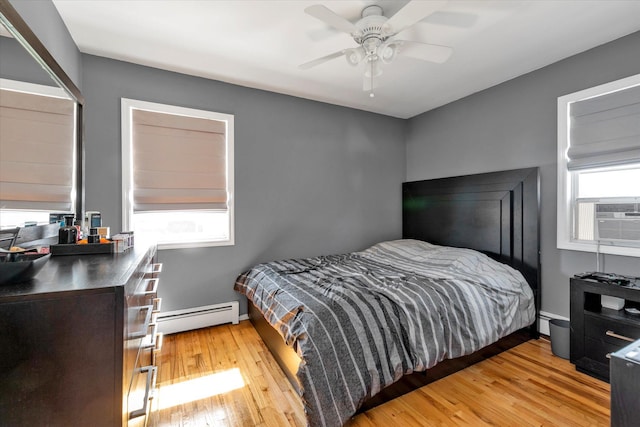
[234,239,535,427]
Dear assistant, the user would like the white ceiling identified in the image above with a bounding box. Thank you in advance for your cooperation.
[52,0,640,119]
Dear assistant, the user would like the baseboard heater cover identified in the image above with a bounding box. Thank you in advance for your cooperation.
[157,301,239,335]
[539,311,569,336]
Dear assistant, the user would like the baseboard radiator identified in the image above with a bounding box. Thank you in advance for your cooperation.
[157,301,239,335]
[538,311,570,336]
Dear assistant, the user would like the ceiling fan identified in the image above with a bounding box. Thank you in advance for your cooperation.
[300,1,453,97]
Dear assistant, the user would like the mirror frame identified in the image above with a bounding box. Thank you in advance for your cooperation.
[0,0,84,221]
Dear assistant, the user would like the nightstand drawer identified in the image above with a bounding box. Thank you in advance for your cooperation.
[584,315,640,344]
[585,336,625,364]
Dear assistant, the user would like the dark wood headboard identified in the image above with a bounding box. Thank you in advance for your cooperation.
[402,167,540,336]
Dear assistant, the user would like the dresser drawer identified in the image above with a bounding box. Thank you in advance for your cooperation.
[584,314,640,343]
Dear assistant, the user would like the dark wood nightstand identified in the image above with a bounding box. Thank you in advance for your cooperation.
[570,275,640,382]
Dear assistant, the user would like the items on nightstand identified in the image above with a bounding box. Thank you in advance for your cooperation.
[602,295,626,310]
[573,271,635,287]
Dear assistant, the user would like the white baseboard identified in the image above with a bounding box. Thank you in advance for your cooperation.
[159,304,561,339]
[538,310,570,336]
[157,301,239,335]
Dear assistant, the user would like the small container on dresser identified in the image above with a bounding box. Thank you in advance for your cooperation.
[570,274,640,382]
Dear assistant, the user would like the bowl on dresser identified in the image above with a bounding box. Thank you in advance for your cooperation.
[0,252,51,285]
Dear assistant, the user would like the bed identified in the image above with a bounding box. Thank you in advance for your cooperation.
[234,167,540,427]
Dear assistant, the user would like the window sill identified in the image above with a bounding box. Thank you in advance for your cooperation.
[157,239,234,250]
[558,240,640,258]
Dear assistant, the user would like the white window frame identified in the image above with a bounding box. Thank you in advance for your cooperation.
[557,73,640,257]
[121,98,234,249]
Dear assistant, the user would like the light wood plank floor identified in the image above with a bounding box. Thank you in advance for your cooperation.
[151,321,610,427]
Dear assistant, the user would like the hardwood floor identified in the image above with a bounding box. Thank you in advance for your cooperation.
[151,321,610,426]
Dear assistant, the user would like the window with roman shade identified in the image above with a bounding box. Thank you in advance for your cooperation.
[132,109,228,211]
[122,98,234,249]
[557,73,640,257]
[0,80,75,213]
[566,84,640,171]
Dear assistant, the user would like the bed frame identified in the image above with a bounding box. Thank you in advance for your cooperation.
[249,167,540,412]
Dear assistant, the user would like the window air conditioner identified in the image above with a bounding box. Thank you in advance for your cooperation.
[595,203,640,243]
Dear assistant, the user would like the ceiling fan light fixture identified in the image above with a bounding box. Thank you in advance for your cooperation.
[378,43,397,64]
[345,48,365,66]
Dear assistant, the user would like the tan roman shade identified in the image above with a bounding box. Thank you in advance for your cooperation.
[0,88,75,211]
[132,109,228,211]
[567,84,640,170]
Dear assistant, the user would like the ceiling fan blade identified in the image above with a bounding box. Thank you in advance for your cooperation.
[305,4,357,34]
[384,0,448,35]
[299,50,347,70]
[395,40,452,63]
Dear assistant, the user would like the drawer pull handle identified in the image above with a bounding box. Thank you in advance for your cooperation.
[143,323,159,349]
[144,263,163,277]
[129,305,153,339]
[152,333,164,366]
[606,330,635,342]
[144,278,159,295]
[129,366,157,419]
[155,332,164,352]
[153,297,162,313]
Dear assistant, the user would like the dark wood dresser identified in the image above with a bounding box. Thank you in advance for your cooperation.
[570,275,640,381]
[0,243,161,426]
[610,338,640,427]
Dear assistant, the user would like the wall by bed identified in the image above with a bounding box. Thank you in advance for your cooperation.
[406,30,640,320]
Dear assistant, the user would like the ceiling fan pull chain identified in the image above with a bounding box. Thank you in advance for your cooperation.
[370,60,375,98]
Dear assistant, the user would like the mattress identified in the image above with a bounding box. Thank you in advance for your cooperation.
[234,239,535,427]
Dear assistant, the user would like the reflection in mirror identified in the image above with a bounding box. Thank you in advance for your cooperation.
[0,5,83,230]
[0,21,53,85]
[0,77,76,227]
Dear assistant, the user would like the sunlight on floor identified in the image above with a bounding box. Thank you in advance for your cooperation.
[156,368,245,410]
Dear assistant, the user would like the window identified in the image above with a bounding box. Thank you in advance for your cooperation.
[121,99,234,249]
[0,79,76,228]
[557,73,640,256]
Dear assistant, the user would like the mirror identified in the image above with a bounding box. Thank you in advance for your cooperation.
[0,0,84,225]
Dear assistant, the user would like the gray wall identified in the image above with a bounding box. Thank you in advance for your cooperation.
[7,0,82,89]
[81,55,405,314]
[406,31,640,318]
[6,0,640,320]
